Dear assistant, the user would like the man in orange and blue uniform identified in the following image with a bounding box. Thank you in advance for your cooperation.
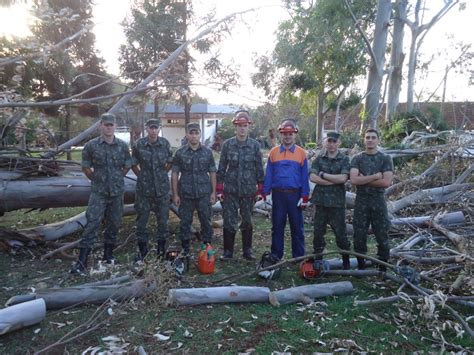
[263,119,310,260]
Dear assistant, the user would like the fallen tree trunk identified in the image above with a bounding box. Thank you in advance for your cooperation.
[388,183,474,214]
[269,281,353,306]
[6,279,156,310]
[0,299,46,336]
[167,286,271,306]
[0,174,137,214]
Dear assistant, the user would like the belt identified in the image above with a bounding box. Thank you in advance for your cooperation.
[273,188,300,193]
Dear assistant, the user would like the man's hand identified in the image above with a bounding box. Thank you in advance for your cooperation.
[297,196,309,210]
[172,194,180,206]
[256,182,266,201]
[210,192,216,205]
[216,183,224,202]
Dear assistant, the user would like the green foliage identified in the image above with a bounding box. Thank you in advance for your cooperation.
[339,130,363,149]
[305,142,316,149]
[381,106,451,146]
[217,119,235,141]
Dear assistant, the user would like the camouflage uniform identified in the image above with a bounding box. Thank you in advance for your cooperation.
[80,136,132,249]
[132,136,173,244]
[216,137,265,234]
[350,151,393,260]
[172,144,216,243]
[310,150,350,254]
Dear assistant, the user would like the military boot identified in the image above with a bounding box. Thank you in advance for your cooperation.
[70,248,91,275]
[181,239,190,256]
[103,243,115,265]
[356,257,365,270]
[242,228,255,261]
[377,258,388,272]
[157,240,166,260]
[219,229,235,261]
[342,254,350,270]
[134,242,148,263]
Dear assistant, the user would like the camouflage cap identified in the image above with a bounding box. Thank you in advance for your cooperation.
[146,118,161,128]
[100,113,116,124]
[186,122,201,132]
[326,131,340,141]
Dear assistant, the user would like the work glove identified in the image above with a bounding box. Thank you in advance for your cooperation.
[297,196,309,210]
[256,183,266,201]
[216,183,225,202]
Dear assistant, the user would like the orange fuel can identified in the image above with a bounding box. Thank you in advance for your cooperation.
[197,243,215,274]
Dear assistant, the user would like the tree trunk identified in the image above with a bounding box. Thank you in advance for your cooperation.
[0,174,137,214]
[0,299,46,336]
[316,92,325,143]
[406,32,418,112]
[167,286,271,306]
[6,279,156,310]
[386,0,406,122]
[269,281,353,306]
[363,0,391,130]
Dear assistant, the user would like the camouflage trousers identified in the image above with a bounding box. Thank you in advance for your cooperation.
[353,194,391,260]
[313,205,350,254]
[80,192,123,249]
[134,193,170,243]
[178,195,213,243]
[222,194,255,235]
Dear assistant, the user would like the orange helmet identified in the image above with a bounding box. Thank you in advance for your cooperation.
[278,119,299,133]
[232,110,252,125]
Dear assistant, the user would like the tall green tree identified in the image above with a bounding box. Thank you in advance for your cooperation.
[253,0,375,142]
[28,0,110,158]
[119,0,238,127]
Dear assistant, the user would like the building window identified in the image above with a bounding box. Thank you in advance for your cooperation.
[206,120,215,127]
[167,119,179,124]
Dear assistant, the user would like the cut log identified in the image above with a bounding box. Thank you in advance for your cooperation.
[0,174,137,214]
[0,299,46,336]
[6,279,156,310]
[269,281,353,306]
[167,286,271,306]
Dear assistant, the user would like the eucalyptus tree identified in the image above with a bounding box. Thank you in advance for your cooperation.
[253,0,375,142]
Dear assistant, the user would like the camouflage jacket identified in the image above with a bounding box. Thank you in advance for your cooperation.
[350,151,393,195]
[172,144,216,199]
[132,136,173,197]
[82,136,132,196]
[216,137,265,196]
[310,150,350,208]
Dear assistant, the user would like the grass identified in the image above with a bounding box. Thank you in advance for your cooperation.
[0,207,472,353]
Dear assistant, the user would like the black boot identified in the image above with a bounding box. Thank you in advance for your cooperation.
[356,257,365,270]
[378,258,388,272]
[134,242,148,263]
[342,254,350,270]
[103,243,115,264]
[157,240,166,259]
[70,248,91,275]
[219,229,235,261]
[242,228,255,260]
[181,239,190,256]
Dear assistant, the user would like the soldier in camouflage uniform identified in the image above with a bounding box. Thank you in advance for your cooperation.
[309,132,351,269]
[71,113,132,274]
[131,119,173,261]
[171,122,216,255]
[350,129,393,271]
[216,110,265,261]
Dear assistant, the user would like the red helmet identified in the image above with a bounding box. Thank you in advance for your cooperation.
[278,119,299,133]
[232,110,252,125]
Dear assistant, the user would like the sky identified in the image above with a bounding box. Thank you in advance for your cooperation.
[0,0,473,107]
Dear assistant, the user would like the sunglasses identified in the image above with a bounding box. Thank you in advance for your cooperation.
[103,123,114,127]
[327,139,337,143]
